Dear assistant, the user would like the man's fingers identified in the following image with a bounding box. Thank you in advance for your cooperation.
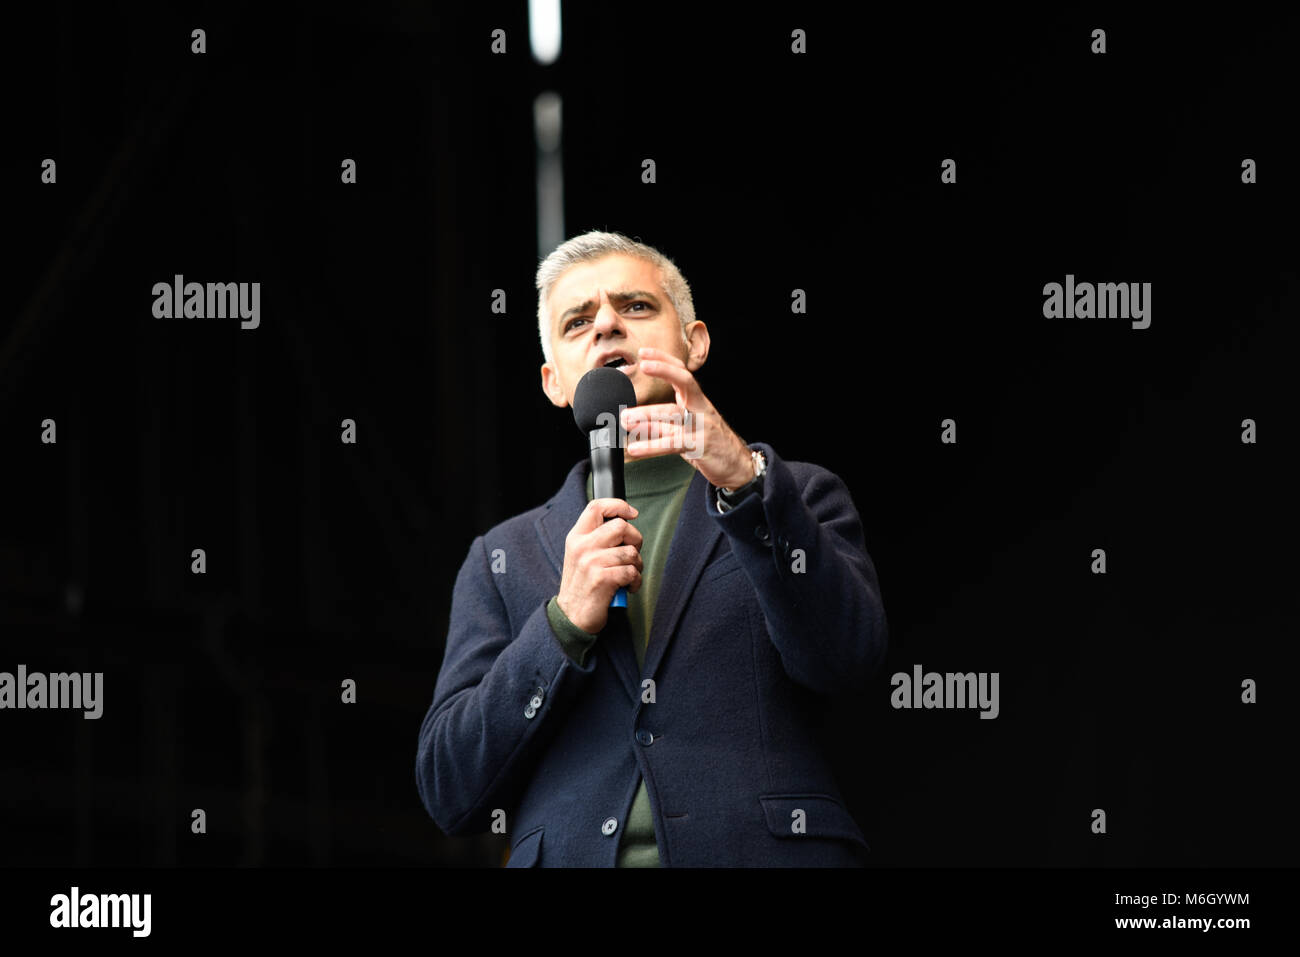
[590,497,637,519]
[591,517,643,550]
[576,497,638,532]
[615,565,642,591]
[637,356,703,405]
[595,544,642,571]
[625,420,684,442]
[636,346,685,369]
[621,403,704,427]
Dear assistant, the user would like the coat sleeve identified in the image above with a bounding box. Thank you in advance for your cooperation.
[415,533,598,836]
[709,441,889,697]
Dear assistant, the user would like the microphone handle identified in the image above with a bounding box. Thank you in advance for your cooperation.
[590,441,628,608]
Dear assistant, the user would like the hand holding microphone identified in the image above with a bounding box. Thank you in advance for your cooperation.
[554,366,642,633]
[555,498,643,634]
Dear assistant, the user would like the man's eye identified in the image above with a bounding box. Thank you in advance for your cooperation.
[566,304,646,331]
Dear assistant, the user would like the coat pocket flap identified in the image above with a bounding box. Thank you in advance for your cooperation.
[697,550,741,585]
[506,826,543,867]
[758,793,870,849]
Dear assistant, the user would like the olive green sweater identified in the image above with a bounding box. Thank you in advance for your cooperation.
[545,452,697,867]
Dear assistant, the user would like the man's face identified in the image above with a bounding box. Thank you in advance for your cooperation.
[540,253,705,410]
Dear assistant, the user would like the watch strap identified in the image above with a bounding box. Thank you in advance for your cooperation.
[716,449,767,513]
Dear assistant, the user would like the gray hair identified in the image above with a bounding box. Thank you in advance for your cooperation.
[535,231,694,365]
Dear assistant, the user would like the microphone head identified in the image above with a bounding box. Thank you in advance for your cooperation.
[573,366,637,434]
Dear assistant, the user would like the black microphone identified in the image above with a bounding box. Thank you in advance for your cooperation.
[573,366,638,608]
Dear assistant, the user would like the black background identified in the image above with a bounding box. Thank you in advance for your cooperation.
[1,1,1296,873]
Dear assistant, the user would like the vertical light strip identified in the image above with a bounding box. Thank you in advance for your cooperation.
[534,91,564,259]
[528,0,562,65]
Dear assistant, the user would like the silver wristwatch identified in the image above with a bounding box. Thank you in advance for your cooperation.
[716,449,767,513]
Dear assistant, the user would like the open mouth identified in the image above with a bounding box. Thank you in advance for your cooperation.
[603,357,634,373]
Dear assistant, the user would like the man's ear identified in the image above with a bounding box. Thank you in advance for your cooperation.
[684,321,710,373]
[540,362,569,408]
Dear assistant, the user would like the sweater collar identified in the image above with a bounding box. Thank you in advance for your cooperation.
[586,452,697,499]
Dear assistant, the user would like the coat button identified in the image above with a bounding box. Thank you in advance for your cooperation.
[524,704,537,719]
[529,694,543,710]
[754,525,771,544]
[601,817,618,836]
[635,729,654,746]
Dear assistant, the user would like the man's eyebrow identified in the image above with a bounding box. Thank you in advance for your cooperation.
[557,290,661,326]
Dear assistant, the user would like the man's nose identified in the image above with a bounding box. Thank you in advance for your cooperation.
[592,300,625,339]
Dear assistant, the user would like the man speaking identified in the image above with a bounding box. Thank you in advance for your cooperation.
[415,231,889,866]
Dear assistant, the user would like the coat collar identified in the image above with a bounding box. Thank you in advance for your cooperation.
[536,456,724,699]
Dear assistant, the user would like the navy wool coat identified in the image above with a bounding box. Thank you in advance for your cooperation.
[415,441,889,866]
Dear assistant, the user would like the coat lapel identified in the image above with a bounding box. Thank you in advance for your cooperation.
[639,469,722,682]
[536,460,723,700]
